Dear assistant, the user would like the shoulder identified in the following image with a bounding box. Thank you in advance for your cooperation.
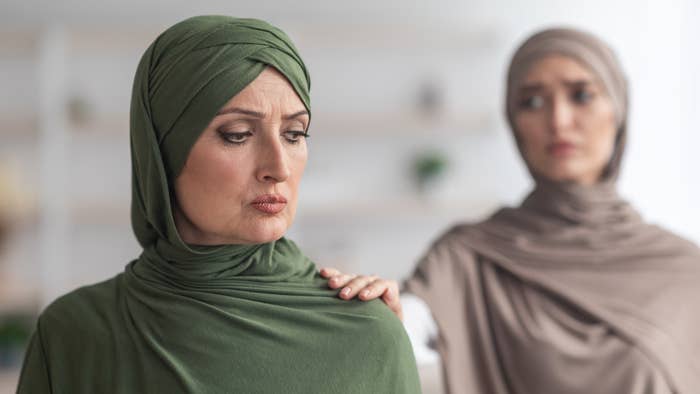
[651,224,700,255]
[349,299,415,353]
[330,299,421,391]
[402,223,482,298]
[418,223,481,268]
[38,274,124,337]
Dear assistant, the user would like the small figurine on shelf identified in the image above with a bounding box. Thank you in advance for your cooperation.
[416,76,444,119]
[67,94,93,128]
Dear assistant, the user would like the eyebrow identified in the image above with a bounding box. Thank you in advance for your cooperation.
[216,107,309,120]
[518,79,593,92]
[562,79,593,87]
[518,83,545,92]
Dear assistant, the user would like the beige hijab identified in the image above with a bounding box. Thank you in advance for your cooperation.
[405,27,700,394]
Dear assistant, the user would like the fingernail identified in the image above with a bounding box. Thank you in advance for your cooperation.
[361,289,370,297]
[341,287,350,296]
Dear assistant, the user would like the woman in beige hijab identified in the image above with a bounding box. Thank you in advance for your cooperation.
[321,27,700,393]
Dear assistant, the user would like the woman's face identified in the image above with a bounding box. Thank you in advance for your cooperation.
[173,67,309,245]
[513,55,618,185]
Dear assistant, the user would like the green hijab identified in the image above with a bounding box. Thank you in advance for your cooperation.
[17,16,420,394]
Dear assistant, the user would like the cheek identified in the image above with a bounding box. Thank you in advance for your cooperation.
[514,115,549,155]
[286,148,308,201]
[199,154,245,191]
[582,104,617,162]
[179,145,250,214]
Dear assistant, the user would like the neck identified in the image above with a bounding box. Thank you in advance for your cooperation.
[521,177,633,226]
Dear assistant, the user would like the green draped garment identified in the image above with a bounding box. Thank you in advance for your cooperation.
[17,15,420,394]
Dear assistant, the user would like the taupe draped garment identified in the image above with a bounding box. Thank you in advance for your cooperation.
[405,28,700,394]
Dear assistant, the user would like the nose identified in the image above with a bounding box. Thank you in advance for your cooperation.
[255,135,290,184]
[549,96,574,135]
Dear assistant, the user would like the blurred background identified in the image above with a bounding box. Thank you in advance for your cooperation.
[1,0,698,392]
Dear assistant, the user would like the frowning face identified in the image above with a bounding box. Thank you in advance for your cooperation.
[513,55,618,185]
[173,67,309,245]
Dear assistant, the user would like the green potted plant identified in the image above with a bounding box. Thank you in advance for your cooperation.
[0,314,33,368]
[412,150,449,198]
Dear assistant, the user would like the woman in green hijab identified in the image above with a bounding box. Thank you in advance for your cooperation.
[16,15,420,394]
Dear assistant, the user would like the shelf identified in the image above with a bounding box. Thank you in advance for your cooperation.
[1,201,130,227]
[8,197,498,227]
[0,273,39,314]
[0,113,128,139]
[0,29,37,54]
[69,200,130,226]
[1,110,493,140]
[310,110,493,136]
[69,114,129,136]
[297,198,496,221]
[291,24,502,52]
[66,28,160,52]
[0,25,499,54]
[0,114,37,140]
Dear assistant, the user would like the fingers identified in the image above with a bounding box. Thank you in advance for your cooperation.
[381,281,404,321]
[338,275,378,300]
[320,268,356,290]
[319,267,341,278]
[327,273,357,290]
[357,279,391,301]
[319,268,404,320]
[357,279,403,320]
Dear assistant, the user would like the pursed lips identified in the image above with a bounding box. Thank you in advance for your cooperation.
[250,194,287,214]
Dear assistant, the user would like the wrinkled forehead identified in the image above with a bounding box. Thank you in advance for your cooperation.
[220,67,308,110]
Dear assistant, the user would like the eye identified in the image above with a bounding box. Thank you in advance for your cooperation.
[283,130,309,144]
[218,130,252,145]
[519,95,545,110]
[572,89,595,104]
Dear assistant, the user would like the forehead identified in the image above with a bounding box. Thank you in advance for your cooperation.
[521,54,596,86]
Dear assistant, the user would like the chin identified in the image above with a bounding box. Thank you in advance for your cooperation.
[542,169,590,184]
[246,233,285,244]
[239,221,289,244]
